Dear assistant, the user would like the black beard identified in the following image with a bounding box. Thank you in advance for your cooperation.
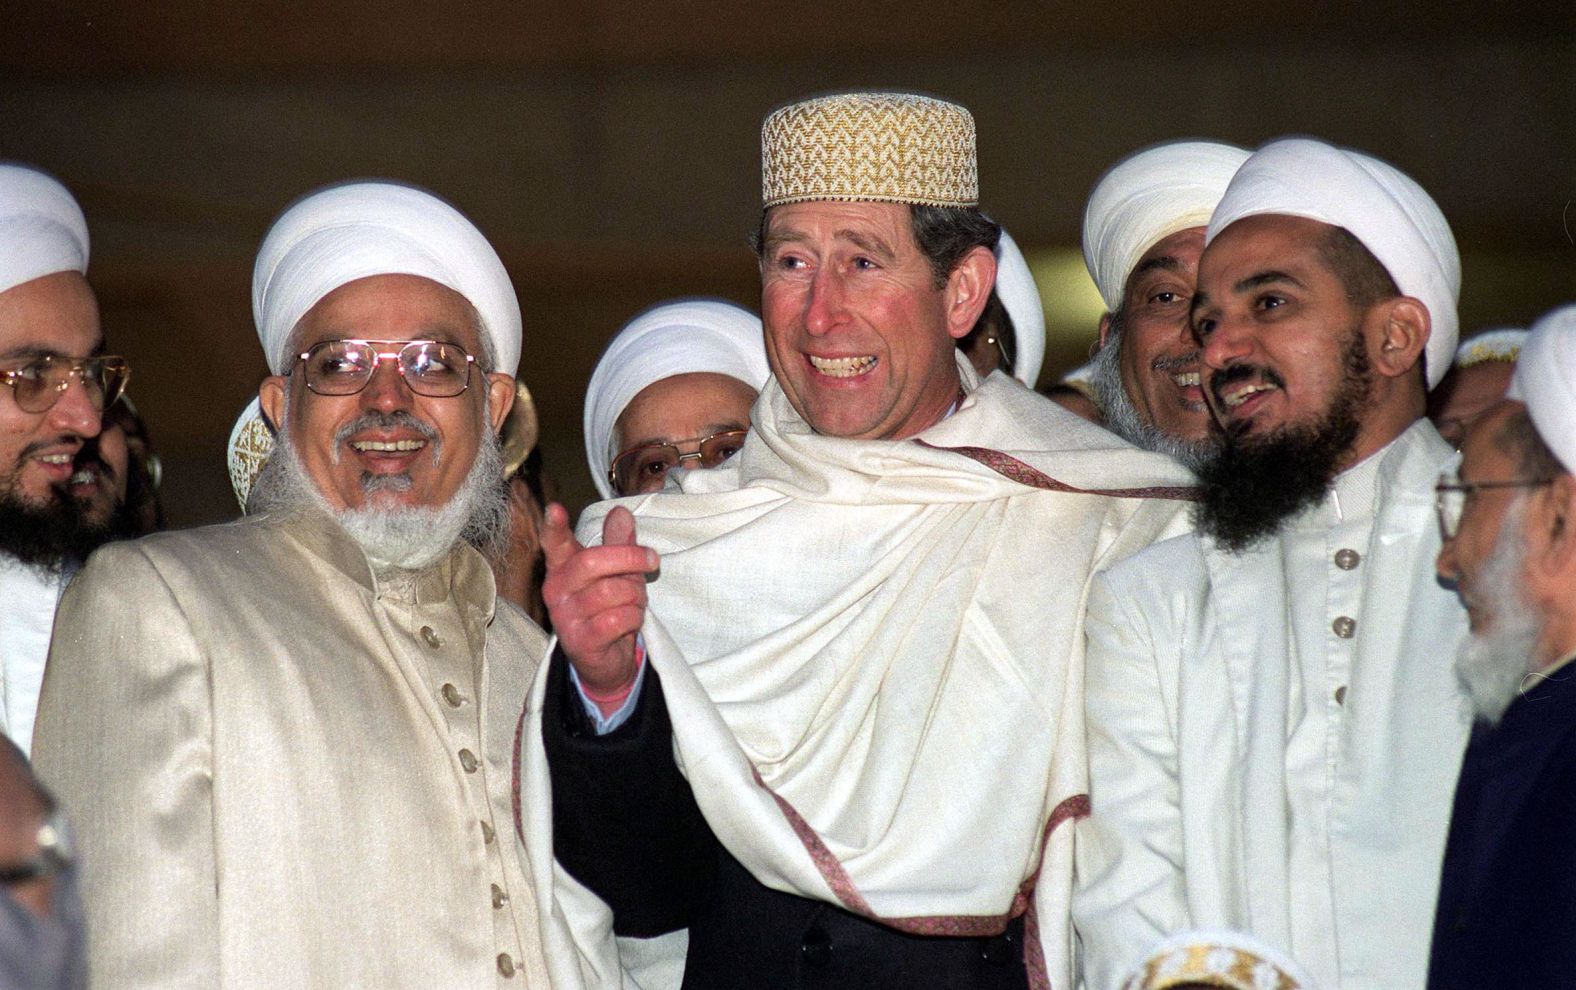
[0,485,137,572]
[1194,331,1371,554]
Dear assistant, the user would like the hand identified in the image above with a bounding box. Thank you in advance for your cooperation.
[540,503,656,696]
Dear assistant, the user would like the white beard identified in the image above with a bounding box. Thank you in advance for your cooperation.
[1454,499,1542,725]
[249,403,509,577]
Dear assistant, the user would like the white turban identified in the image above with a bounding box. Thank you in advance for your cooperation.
[0,163,89,295]
[993,228,1045,388]
[252,181,520,376]
[1454,326,1527,369]
[583,299,769,500]
[1507,304,1576,473]
[1207,137,1461,389]
[1081,141,1249,312]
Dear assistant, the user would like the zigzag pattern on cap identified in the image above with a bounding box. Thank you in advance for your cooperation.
[762,92,978,208]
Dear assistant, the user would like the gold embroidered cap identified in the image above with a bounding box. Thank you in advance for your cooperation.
[761,92,979,209]
[1119,932,1315,990]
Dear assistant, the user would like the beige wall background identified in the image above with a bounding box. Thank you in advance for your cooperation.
[3,1,1573,523]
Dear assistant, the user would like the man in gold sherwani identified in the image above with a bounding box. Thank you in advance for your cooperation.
[32,182,554,989]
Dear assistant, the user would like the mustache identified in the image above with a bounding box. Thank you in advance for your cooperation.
[332,411,440,466]
[1151,351,1200,374]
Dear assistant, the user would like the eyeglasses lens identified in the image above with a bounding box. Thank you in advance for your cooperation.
[303,341,470,397]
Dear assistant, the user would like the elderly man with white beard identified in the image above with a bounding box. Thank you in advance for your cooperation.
[1074,138,1472,990]
[32,182,555,989]
[1427,304,1576,990]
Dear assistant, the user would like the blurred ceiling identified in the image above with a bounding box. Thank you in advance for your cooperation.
[3,2,1573,522]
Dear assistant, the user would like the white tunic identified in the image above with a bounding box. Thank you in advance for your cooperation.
[0,555,66,755]
[1074,419,1472,990]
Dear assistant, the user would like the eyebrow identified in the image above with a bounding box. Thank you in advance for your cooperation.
[1192,270,1306,317]
[0,345,76,362]
[1130,255,1186,281]
[834,228,896,260]
[626,421,749,450]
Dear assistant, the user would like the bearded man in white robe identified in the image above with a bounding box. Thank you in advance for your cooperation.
[33,182,556,989]
[1074,138,1472,990]
[517,91,1194,990]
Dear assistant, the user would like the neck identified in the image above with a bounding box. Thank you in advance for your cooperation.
[1335,381,1426,473]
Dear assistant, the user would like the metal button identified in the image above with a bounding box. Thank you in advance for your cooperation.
[459,748,479,773]
[1334,548,1361,570]
[1335,685,1348,705]
[420,625,442,648]
[800,926,832,968]
[1332,616,1356,639]
[481,820,496,844]
[441,682,464,707]
[492,883,509,909]
[497,952,516,978]
[981,929,1014,964]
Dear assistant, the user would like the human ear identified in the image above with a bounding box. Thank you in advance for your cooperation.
[944,246,997,341]
[1371,297,1430,380]
[485,372,515,434]
[259,376,288,431]
[1097,313,1114,350]
[1534,474,1576,580]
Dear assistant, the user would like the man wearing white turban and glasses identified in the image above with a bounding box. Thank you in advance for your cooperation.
[1082,140,1249,471]
[33,182,556,988]
[1075,138,1471,990]
[518,92,1193,990]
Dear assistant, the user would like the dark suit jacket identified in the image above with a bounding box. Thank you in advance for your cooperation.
[542,649,1028,990]
[1428,661,1576,990]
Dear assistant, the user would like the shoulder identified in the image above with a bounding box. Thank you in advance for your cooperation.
[1096,531,1208,596]
[490,597,551,658]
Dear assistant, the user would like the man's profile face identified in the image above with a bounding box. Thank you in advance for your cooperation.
[259,273,513,514]
[1108,226,1212,443]
[0,271,105,510]
[1437,401,1534,634]
[1192,214,1375,444]
[759,201,978,441]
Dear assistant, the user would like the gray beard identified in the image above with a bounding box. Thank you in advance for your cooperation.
[1089,329,1214,473]
[248,409,510,577]
[1454,499,1542,725]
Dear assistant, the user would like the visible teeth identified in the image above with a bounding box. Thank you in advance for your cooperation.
[350,439,426,453]
[1172,372,1200,387]
[38,453,72,465]
[1223,382,1277,409]
[809,355,877,378]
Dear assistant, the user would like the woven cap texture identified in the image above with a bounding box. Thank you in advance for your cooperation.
[761,92,978,208]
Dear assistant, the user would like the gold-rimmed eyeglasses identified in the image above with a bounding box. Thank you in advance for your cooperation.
[0,354,130,414]
[294,339,476,397]
[610,429,748,496]
[1434,473,1553,541]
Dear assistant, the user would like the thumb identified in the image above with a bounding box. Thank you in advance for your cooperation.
[540,502,581,570]
[602,505,638,548]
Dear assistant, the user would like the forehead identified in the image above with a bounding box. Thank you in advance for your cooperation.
[292,273,482,351]
[1198,214,1336,286]
[763,200,916,248]
[616,372,756,441]
[1459,401,1522,477]
[0,270,102,357]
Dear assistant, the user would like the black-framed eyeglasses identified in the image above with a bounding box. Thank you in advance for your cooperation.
[1434,473,1553,541]
[610,429,748,496]
[0,354,130,414]
[294,339,476,397]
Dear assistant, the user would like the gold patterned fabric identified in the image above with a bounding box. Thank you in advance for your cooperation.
[760,92,978,208]
[225,397,273,510]
[1122,939,1309,990]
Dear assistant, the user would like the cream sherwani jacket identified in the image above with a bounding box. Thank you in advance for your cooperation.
[32,511,553,989]
[1074,422,1472,990]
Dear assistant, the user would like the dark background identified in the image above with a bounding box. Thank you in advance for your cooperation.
[3,1,1572,524]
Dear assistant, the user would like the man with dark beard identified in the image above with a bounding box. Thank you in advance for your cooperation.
[0,164,133,757]
[33,182,560,989]
[1427,304,1576,990]
[1075,138,1471,990]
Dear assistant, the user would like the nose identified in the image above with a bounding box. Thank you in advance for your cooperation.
[1435,536,1459,584]
[1199,313,1253,372]
[804,268,848,337]
[48,372,103,439]
[360,355,413,411]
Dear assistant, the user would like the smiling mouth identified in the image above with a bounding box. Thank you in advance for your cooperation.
[808,355,877,378]
[1171,371,1200,388]
[1221,381,1280,409]
[348,438,427,453]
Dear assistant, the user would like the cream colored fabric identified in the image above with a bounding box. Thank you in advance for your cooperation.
[519,360,1195,990]
[994,228,1046,388]
[761,92,978,207]
[32,511,554,990]
[1075,420,1471,990]
[1508,304,1576,472]
[1207,138,1460,389]
[0,557,64,756]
